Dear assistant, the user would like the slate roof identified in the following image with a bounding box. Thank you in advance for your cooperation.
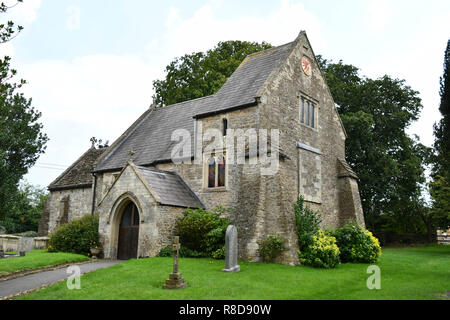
[135,165,204,209]
[94,41,296,173]
[48,147,107,190]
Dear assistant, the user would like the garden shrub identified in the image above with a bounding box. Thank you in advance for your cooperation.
[158,245,204,258]
[176,206,230,258]
[48,214,100,256]
[259,235,287,262]
[333,221,382,263]
[211,245,226,260]
[298,230,340,268]
[294,195,322,251]
[157,245,173,257]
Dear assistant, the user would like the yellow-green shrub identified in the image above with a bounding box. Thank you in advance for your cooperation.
[298,230,340,268]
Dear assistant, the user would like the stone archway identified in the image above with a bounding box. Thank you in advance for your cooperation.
[107,193,143,260]
[117,201,140,260]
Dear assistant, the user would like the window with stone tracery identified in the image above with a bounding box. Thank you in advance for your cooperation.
[205,154,227,189]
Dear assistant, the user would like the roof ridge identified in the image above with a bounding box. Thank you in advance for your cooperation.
[156,93,216,110]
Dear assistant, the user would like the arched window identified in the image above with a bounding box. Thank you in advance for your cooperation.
[208,157,216,188]
[218,155,226,187]
[206,155,227,189]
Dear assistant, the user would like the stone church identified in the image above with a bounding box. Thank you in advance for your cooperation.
[39,31,365,264]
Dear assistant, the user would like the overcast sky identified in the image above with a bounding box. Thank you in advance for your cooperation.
[1,0,449,188]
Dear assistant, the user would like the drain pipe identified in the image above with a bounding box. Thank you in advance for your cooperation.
[91,172,97,215]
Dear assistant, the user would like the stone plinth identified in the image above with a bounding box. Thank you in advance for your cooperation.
[163,272,187,289]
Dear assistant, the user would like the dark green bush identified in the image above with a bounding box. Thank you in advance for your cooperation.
[211,245,226,260]
[259,235,287,262]
[48,214,100,256]
[333,221,382,263]
[176,206,231,258]
[158,245,204,258]
[298,230,340,268]
[294,195,322,251]
[158,245,173,257]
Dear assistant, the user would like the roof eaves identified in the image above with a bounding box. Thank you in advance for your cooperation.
[170,171,205,209]
[193,100,258,119]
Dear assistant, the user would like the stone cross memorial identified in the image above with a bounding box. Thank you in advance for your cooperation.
[222,225,240,272]
[163,236,187,289]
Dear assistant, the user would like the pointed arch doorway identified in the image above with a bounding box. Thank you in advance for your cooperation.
[117,201,140,260]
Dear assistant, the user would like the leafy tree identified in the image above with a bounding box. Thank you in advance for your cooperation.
[0,1,48,219]
[0,181,48,233]
[152,40,272,106]
[429,175,450,231]
[432,39,450,178]
[317,57,429,233]
[429,39,450,233]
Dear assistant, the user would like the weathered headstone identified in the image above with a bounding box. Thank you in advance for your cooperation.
[18,237,34,253]
[222,225,240,272]
[19,251,26,257]
[0,249,4,258]
[163,236,187,289]
[33,237,50,249]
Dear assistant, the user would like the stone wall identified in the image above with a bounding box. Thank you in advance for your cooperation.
[87,33,365,265]
[96,164,185,259]
[47,187,93,234]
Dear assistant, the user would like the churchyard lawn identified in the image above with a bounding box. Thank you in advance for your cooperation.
[16,245,450,300]
[0,250,89,276]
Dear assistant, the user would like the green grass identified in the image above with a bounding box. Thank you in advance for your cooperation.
[18,245,450,300]
[0,250,89,275]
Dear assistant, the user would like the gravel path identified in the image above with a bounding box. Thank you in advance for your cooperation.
[0,260,122,299]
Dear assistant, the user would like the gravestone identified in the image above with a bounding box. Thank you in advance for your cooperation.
[163,236,187,289]
[33,237,50,249]
[19,251,26,257]
[18,237,34,253]
[222,225,240,272]
[0,249,4,258]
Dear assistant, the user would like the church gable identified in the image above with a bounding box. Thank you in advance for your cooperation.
[97,162,203,211]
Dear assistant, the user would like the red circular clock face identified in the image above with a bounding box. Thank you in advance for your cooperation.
[301,56,312,76]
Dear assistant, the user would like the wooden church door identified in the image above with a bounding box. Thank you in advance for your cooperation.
[117,202,140,260]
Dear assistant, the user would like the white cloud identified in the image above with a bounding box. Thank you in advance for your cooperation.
[361,12,450,147]
[160,0,325,59]
[365,0,391,31]
[21,53,159,186]
[23,0,325,187]
[1,0,42,25]
[0,0,42,58]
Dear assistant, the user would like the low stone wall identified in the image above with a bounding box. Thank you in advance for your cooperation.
[0,235,50,253]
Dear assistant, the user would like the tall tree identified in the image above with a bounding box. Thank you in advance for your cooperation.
[317,57,429,233]
[432,39,450,178]
[429,39,450,232]
[0,182,48,233]
[0,1,48,219]
[152,40,272,106]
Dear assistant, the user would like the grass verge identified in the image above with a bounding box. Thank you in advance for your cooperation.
[0,250,89,276]
[17,245,450,300]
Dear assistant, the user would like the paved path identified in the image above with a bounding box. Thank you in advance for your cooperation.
[0,260,122,299]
